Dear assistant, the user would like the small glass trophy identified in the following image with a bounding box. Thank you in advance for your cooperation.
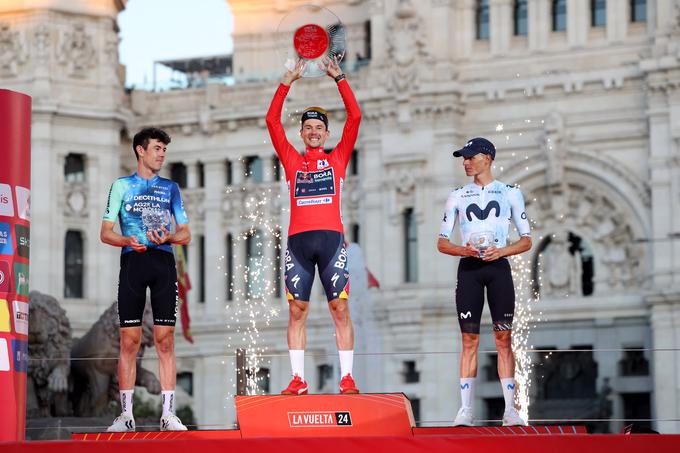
[469,231,496,259]
[142,208,171,234]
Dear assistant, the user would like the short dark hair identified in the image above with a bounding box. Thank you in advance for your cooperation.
[132,127,171,160]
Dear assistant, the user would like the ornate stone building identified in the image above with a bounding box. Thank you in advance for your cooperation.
[2,0,680,433]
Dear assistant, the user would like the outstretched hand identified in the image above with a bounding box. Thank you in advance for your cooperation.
[320,56,342,78]
[147,226,173,245]
[283,59,307,86]
[128,236,147,253]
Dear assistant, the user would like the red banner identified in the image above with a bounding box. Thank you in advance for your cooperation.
[0,89,32,441]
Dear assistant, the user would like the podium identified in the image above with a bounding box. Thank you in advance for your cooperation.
[235,393,415,438]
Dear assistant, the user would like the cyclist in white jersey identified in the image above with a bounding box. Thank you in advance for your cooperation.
[437,137,532,427]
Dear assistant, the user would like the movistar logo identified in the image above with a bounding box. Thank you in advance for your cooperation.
[507,383,515,390]
[460,383,470,390]
[460,311,472,319]
[466,201,500,221]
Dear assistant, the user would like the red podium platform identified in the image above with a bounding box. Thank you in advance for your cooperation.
[235,393,415,437]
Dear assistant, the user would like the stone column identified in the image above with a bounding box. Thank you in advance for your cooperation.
[454,0,477,58]
[262,155,274,183]
[490,0,512,56]
[188,230,200,307]
[203,160,227,317]
[232,158,246,186]
[528,0,549,51]
[649,294,680,433]
[606,0,627,43]
[567,0,588,47]
[369,0,386,67]
[431,0,454,73]
[187,161,199,188]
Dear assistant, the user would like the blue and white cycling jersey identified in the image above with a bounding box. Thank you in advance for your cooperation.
[103,173,188,254]
[439,180,531,248]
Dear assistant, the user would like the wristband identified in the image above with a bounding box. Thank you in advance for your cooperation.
[334,74,346,83]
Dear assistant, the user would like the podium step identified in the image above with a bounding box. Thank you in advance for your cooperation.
[235,393,415,438]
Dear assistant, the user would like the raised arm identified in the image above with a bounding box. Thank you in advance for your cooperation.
[265,60,307,169]
[324,57,361,166]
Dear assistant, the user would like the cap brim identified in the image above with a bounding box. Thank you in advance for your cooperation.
[452,148,478,158]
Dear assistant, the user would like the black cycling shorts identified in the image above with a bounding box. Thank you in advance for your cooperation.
[455,257,515,334]
[284,230,350,302]
[117,248,178,327]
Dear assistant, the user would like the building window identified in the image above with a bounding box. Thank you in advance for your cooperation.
[618,348,649,376]
[514,0,528,36]
[198,235,205,303]
[484,353,499,381]
[476,0,490,40]
[177,371,194,396]
[64,153,85,182]
[409,397,421,424]
[318,364,333,391]
[349,149,359,176]
[404,208,418,282]
[226,233,234,301]
[225,160,233,186]
[246,229,264,298]
[356,20,371,68]
[197,161,205,188]
[246,367,270,394]
[402,361,420,383]
[245,155,263,182]
[534,346,597,400]
[552,0,567,31]
[64,230,84,298]
[351,224,360,245]
[622,393,651,430]
[272,155,281,181]
[591,0,606,27]
[631,0,646,22]
[171,163,188,188]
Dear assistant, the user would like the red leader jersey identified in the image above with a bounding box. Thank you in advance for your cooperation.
[266,80,361,237]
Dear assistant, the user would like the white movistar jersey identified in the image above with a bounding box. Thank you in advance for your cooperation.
[439,180,531,248]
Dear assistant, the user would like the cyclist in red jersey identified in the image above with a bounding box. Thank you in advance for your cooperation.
[266,58,361,395]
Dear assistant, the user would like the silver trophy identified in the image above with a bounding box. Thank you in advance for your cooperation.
[469,231,496,259]
[142,207,171,234]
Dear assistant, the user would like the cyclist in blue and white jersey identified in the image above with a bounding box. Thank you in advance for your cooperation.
[437,137,532,427]
[101,127,191,432]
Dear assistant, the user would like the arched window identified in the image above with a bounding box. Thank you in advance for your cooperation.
[514,0,528,36]
[476,0,490,40]
[591,0,606,27]
[404,208,418,283]
[552,0,567,31]
[631,0,646,22]
[64,230,84,298]
[533,231,594,297]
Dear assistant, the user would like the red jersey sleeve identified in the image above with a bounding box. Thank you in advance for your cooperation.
[334,79,362,166]
[266,83,301,170]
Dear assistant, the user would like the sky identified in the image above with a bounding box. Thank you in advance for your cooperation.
[118,0,234,89]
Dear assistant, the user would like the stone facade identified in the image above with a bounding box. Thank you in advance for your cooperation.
[2,0,680,432]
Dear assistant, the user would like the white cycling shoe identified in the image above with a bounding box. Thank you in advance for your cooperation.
[107,413,135,432]
[160,414,188,431]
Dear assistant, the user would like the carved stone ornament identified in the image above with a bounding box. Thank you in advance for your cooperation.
[0,22,28,77]
[65,188,87,217]
[385,0,430,93]
[57,24,97,78]
[530,182,645,294]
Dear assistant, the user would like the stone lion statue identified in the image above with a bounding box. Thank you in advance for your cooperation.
[70,301,161,416]
[26,291,72,417]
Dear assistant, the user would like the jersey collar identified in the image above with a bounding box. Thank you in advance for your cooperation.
[133,172,159,184]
